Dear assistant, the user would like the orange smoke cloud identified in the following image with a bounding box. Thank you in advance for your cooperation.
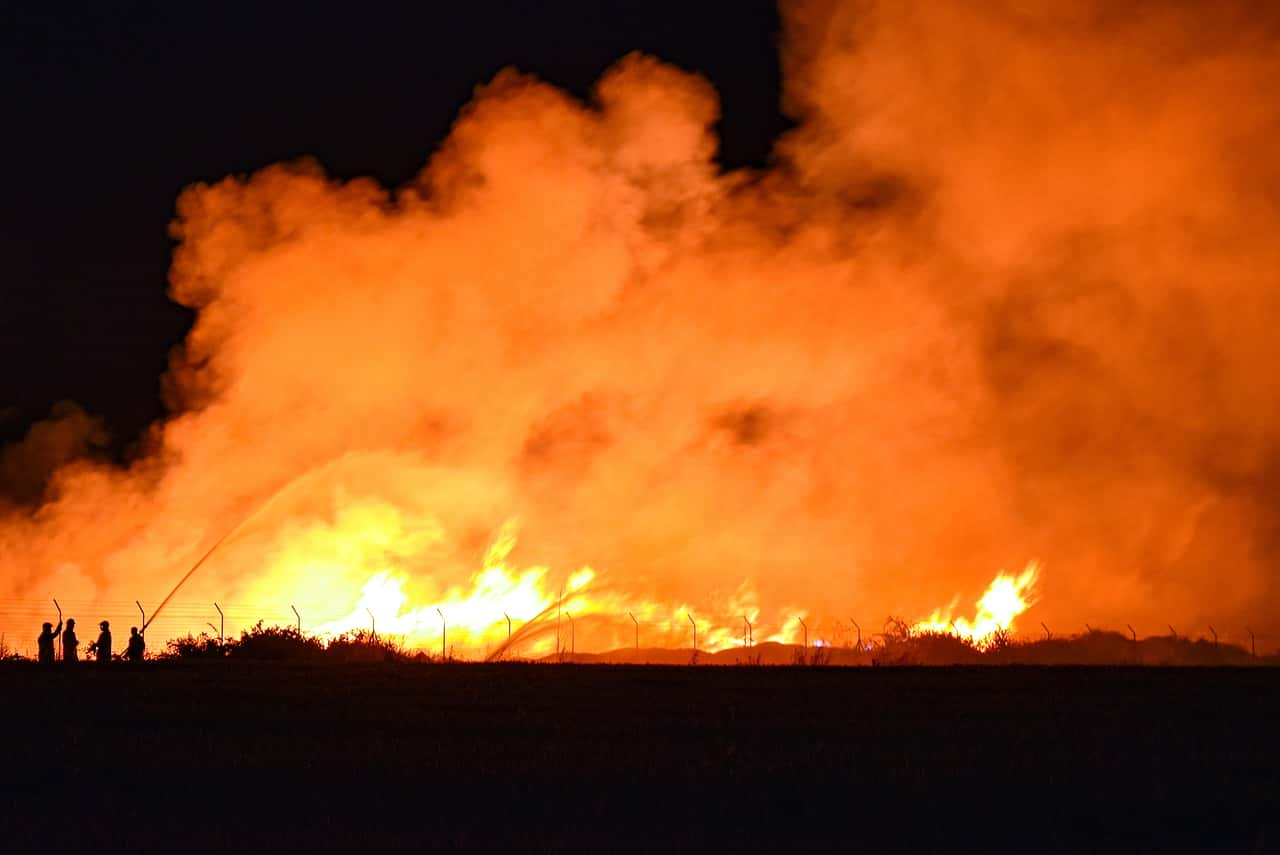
[2,1,1278,653]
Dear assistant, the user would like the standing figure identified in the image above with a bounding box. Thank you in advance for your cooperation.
[63,618,79,663]
[87,620,112,663]
[37,620,62,664]
[125,627,146,662]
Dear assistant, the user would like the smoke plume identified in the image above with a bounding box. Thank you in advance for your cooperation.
[3,0,1278,647]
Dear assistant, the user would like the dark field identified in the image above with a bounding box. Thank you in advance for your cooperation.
[3,663,1277,852]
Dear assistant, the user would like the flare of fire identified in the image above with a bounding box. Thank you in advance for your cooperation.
[912,563,1040,647]
[299,509,1041,658]
[295,517,775,658]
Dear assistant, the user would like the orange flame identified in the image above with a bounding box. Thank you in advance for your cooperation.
[289,517,763,658]
[912,563,1041,647]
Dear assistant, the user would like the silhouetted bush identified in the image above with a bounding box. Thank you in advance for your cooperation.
[226,622,324,661]
[325,630,409,663]
[162,633,228,660]
[158,624,417,663]
[905,631,985,665]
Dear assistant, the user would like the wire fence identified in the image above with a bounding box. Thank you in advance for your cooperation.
[0,599,345,659]
[1,597,1274,660]
[0,599,814,657]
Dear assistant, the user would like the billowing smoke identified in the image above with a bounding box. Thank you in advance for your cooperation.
[3,0,1278,647]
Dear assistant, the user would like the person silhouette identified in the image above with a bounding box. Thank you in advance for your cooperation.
[37,620,62,664]
[87,620,112,663]
[125,627,146,662]
[63,618,79,663]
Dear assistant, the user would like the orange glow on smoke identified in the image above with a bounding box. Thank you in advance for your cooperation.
[3,1,1279,654]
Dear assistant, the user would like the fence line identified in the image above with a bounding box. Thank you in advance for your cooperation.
[0,597,1275,658]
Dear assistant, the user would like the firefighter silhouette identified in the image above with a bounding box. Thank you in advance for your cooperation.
[37,620,62,663]
[88,620,112,663]
[63,618,79,662]
[125,627,146,662]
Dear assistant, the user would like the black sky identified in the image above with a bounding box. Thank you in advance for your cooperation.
[0,1,789,450]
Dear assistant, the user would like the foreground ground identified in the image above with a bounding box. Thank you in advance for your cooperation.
[2,663,1276,851]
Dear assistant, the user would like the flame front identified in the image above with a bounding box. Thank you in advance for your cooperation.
[258,499,1043,658]
[312,522,587,657]
[912,564,1041,647]
[259,509,771,658]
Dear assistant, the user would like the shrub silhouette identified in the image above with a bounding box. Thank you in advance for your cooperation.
[162,633,228,660]
[158,624,414,663]
[226,622,324,661]
[326,629,409,663]
[906,630,984,665]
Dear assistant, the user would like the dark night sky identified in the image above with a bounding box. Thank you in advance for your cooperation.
[0,1,789,450]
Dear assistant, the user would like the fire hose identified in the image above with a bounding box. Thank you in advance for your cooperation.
[141,515,249,634]
[141,476,301,633]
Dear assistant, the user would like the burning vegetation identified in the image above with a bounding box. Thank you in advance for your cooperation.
[3,0,1280,659]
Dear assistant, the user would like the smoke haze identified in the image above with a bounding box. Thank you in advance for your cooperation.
[3,0,1278,648]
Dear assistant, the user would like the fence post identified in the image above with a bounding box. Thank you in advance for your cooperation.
[1041,622,1052,641]
[556,586,563,655]
[798,617,808,648]
[628,611,638,649]
[1127,624,1136,642]
[291,605,301,634]
[436,608,446,661]
[1168,625,1178,640]
[1208,626,1217,647]
[136,601,146,631]
[367,608,376,639]
[687,613,697,655]
[566,612,574,657]
[504,612,512,641]
[54,599,62,660]
[214,603,224,642]
[850,618,861,650]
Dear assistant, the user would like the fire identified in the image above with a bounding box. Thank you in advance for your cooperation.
[223,495,823,659]
[912,563,1040,647]
[278,502,1042,659]
[312,522,589,657]
[295,515,764,658]
[3,2,1278,651]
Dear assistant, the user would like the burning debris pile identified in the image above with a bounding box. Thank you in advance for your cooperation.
[3,1,1280,656]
